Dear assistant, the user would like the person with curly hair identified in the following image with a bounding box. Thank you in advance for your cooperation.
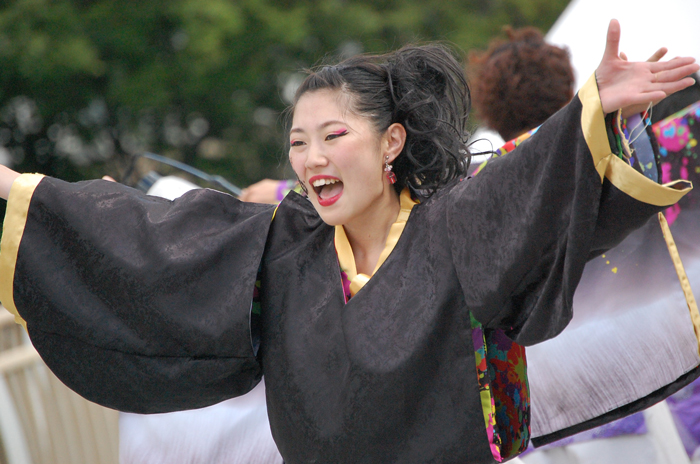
[469,26,575,142]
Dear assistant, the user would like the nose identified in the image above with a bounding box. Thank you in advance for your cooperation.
[305,142,329,170]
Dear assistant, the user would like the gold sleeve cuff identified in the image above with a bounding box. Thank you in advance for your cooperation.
[605,156,691,206]
[0,174,45,329]
[578,74,692,206]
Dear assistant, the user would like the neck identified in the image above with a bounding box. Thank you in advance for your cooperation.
[343,187,401,276]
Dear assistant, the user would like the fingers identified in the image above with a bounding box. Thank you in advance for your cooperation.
[603,19,621,62]
[652,61,700,84]
[656,76,697,97]
[643,91,669,103]
[628,77,697,113]
[647,48,667,63]
[650,56,697,73]
[625,76,697,118]
[620,47,667,63]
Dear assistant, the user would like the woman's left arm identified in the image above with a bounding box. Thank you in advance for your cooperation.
[447,20,696,346]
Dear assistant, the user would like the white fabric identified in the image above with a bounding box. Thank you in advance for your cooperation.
[0,376,32,464]
[146,176,199,201]
[119,381,282,464]
[528,276,700,437]
[522,435,659,464]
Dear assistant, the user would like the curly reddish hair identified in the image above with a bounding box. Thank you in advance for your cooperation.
[469,26,574,141]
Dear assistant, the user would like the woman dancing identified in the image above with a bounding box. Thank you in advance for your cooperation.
[0,20,697,463]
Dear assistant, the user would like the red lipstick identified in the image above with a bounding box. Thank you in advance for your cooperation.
[308,175,343,207]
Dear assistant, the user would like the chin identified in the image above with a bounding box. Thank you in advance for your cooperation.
[317,212,344,227]
[313,206,346,227]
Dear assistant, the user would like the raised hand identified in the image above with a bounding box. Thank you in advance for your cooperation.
[596,19,699,117]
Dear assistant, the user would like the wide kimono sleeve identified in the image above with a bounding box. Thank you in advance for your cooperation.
[0,175,275,413]
[447,74,692,346]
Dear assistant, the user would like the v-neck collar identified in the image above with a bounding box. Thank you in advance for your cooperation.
[334,188,417,297]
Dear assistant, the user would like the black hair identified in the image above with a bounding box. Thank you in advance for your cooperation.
[288,43,472,196]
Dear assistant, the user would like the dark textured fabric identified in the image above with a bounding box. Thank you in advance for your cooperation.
[260,191,493,464]
[14,179,274,413]
[448,98,663,346]
[4,94,681,463]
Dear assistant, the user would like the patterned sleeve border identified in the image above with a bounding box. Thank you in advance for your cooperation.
[0,174,45,329]
[578,73,692,206]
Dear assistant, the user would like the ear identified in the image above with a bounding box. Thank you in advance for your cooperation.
[383,123,406,163]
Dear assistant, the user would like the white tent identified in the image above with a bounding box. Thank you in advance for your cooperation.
[548,0,700,89]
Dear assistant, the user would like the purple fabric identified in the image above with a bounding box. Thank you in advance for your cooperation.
[276,180,296,201]
[668,377,700,456]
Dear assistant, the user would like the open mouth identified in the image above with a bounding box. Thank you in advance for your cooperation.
[311,177,344,206]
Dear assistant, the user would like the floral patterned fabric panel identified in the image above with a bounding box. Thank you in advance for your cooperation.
[487,326,530,458]
[471,313,530,462]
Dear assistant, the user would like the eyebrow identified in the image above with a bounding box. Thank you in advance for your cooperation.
[289,120,346,135]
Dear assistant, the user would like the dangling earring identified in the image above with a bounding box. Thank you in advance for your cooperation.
[384,155,397,184]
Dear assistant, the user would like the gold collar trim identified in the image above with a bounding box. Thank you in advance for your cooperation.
[335,188,417,297]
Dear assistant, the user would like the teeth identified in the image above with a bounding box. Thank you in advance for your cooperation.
[312,178,339,187]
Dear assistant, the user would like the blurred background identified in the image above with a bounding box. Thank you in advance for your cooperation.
[0,0,571,223]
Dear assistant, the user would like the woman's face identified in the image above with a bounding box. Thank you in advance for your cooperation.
[289,89,400,227]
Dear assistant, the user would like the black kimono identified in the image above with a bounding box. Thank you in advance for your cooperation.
[0,75,696,463]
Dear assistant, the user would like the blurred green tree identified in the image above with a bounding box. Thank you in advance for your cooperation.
[0,0,569,196]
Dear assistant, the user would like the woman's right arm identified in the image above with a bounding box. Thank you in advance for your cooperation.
[0,165,20,200]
